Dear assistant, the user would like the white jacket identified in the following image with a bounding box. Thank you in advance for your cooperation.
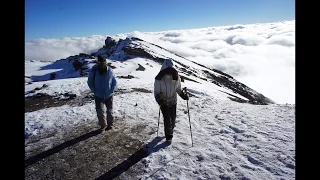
[154,59,183,106]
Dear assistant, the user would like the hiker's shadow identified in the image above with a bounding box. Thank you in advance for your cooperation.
[96,136,169,180]
[144,136,170,155]
[25,129,101,168]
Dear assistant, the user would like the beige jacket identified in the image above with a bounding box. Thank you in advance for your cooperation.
[154,59,183,106]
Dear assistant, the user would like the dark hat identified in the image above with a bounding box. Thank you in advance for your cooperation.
[97,55,106,63]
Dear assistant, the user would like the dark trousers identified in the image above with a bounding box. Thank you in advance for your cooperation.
[160,104,177,140]
[94,95,114,128]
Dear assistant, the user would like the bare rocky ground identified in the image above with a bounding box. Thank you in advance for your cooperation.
[25,88,156,180]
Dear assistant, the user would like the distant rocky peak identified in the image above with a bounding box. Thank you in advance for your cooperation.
[104,36,117,49]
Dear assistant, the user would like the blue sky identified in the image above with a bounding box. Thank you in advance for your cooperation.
[25,0,295,40]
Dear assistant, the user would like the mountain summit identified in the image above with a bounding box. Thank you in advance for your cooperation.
[26,36,274,105]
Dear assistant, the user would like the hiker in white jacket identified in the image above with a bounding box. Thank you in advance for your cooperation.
[154,59,188,143]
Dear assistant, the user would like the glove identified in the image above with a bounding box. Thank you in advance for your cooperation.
[180,92,189,100]
[155,94,164,105]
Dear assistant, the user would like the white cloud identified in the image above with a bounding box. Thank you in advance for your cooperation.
[25,35,109,61]
[264,35,295,47]
[188,40,230,52]
[224,33,266,46]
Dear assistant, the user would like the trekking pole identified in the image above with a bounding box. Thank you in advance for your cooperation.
[157,92,163,137]
[157,107,160,137]
[184,87,193,147]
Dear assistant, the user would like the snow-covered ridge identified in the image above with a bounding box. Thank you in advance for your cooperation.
[25,36,274,105]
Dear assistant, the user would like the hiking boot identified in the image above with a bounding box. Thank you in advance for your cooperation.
[99,126,106,133]
[106,125,113,130]
[166,136,172,144]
